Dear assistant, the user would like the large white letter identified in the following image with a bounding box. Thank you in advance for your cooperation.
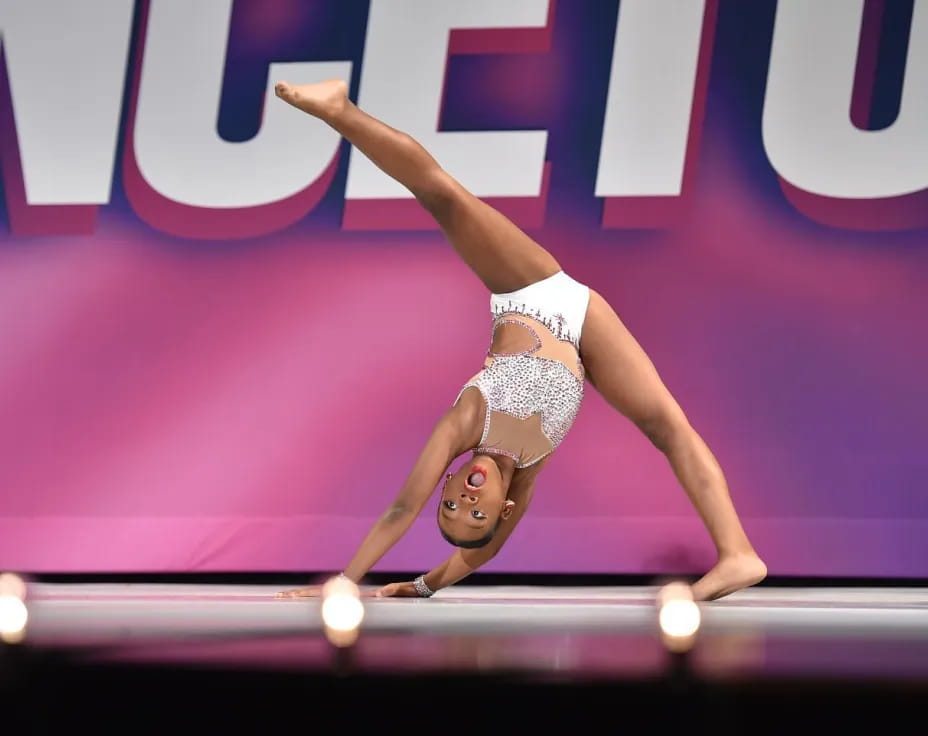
[595,0,708,198]
[134,0,350,208]
[763,0,928,198]
[346,0,549,200]
[0,0,133,204]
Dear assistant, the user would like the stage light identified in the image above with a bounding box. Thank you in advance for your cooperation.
[320,574,364,648]
[656,582,701,653]
[0,573,28,644]
[0,573,26,600]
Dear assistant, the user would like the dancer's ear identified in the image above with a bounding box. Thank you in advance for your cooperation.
[500,499,516,520]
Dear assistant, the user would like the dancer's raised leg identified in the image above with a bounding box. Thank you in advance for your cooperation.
[580,291,767,601]
[275,79,559,294]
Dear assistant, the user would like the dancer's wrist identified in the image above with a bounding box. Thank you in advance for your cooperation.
[413,573,438,598]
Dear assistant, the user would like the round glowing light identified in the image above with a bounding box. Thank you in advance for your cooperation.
[658,598,701,638]
[0,595,28,643]
[0,573,26,600]
[320,575,364,633]
[656,582,701,649]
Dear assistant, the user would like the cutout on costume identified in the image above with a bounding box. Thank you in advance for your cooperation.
[479,411,554,468]
[489,319,542,357]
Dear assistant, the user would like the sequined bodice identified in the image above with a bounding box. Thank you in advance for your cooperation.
[454,312,585,468]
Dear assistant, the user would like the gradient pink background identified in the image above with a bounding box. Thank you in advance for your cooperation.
[1,0,925,576]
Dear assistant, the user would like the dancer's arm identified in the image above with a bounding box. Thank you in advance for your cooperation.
[341,408,471,582]
[377,458,548,596]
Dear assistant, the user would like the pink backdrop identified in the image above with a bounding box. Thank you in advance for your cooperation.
[1,0,926,576]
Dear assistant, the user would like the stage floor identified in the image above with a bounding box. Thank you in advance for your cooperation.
[16,582,928,680]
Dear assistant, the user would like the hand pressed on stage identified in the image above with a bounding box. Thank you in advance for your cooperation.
[275,584,383,599]
[373,581,420,598]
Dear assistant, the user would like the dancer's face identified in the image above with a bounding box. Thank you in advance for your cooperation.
[437,457,514,546]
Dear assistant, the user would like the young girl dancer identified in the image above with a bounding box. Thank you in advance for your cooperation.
[273,79,766,602]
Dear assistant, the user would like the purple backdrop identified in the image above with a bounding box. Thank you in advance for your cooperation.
[1,0,926,576]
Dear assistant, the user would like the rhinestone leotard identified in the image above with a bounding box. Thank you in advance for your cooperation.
[454,303,585,469]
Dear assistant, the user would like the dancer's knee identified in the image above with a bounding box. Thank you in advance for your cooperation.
[636,405,688,453]
[413,170,464,219]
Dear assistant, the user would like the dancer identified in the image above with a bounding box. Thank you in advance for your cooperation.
[273,79,766,602]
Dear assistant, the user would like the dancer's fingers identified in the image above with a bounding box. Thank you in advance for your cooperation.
[274,586,320,598]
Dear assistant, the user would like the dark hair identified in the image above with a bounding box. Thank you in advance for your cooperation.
[439,520,500,549]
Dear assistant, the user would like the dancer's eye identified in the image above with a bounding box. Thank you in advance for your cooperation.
[471,510,487,520]
[445,501,457,511]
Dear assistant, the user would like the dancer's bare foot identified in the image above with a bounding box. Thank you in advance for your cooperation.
[691,553,767,601]
[274,79,348,121]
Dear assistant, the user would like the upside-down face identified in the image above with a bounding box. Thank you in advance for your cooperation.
[437,456,514,548]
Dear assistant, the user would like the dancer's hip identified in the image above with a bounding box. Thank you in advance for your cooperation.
[489,271,591,347]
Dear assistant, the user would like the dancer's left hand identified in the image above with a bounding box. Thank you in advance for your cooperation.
[373,581,420,597]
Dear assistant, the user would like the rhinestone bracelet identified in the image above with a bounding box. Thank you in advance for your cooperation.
[413,574,436,598]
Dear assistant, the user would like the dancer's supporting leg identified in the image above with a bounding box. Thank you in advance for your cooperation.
[580,291,767,600]
[275,79,558,294]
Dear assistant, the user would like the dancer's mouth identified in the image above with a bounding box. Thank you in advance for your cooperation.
[465,465,488,490]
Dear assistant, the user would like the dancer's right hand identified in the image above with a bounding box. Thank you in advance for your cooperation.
[275,586,323,598]
[275,584,382,599]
